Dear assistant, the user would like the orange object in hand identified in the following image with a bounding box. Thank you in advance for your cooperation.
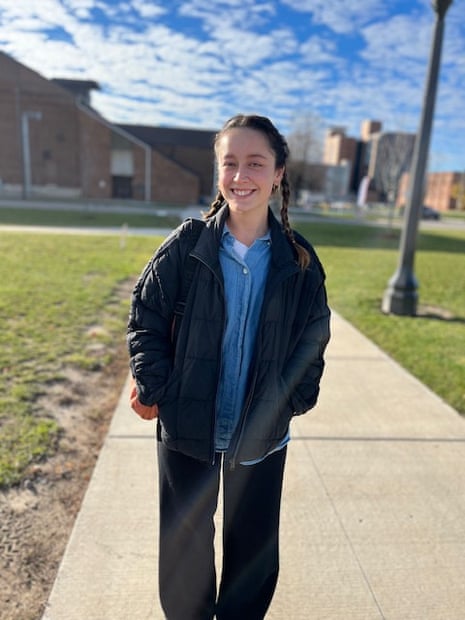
[129,378,159,420]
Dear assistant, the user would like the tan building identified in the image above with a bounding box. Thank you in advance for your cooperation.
[322,121,383,197]
[0,51,215,205]
[397,170,464,212]
[360,119,381,142]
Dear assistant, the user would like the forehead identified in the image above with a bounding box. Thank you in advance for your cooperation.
[216,127,274,159]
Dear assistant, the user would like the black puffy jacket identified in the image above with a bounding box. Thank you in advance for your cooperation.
[127,206,330,465]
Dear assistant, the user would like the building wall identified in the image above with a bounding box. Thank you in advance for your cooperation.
[424,171,461,211]
[79,109,112,199]
[323,128,358,192]
[154,145,213,199]
[396,170,461,211]
[0,51,82,196]
[150,150,200,205]
[323,128,357,165]
[360,120,382,142]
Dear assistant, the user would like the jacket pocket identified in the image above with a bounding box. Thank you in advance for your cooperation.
[272,377,294,439]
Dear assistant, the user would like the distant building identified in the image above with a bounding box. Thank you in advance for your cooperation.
[322,127,358,193]
[118,125,215,203]
[322,121,381,199]
[397,170,465,212]
[323,127,358,166]
[0,51,216,205]
[321,120,416,204]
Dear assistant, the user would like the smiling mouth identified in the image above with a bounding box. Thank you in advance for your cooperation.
[232,189,255,197]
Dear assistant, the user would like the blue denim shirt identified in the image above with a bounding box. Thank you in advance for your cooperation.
[215,227,289,463]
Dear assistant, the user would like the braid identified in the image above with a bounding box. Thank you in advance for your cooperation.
[280,171,311,270]
[203,190,225,219]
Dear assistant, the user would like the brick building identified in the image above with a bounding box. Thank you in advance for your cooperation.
[397,170,464,212]
[322,126,359,192]
[0,51,216,205]
[118,125,215,203]
[322,120,387,198]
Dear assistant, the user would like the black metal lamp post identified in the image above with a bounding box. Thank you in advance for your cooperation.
[382,0,453,316]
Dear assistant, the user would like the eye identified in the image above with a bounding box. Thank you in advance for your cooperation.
[249,162,263,168]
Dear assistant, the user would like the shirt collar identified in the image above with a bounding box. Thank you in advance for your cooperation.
[222,224,271,244]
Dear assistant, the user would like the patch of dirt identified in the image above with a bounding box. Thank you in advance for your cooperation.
[0,342,130,620]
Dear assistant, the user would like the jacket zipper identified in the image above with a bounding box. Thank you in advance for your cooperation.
[227,263,300,469]
[193,253,225,465]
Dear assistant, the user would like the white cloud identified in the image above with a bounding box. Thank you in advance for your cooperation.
[62,0,97,19]
[281,0,387,34]
[0,0,463,170]
[299,35,340,65]
[131,0,166,20]
[179,0,277,30]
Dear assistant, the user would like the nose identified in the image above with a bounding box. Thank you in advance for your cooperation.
[233,165,250,182]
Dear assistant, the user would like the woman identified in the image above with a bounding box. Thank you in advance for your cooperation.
[127,114,330,619]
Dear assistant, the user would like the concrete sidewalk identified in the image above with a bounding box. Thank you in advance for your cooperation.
[42,312,465,620]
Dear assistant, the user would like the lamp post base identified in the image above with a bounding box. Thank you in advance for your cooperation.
[381,271,418,316]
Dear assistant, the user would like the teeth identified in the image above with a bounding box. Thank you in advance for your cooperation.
[233,189,253,196]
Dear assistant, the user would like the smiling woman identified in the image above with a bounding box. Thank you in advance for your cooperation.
[127,113,331,619]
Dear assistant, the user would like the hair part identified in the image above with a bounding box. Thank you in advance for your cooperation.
[204,114,310,270]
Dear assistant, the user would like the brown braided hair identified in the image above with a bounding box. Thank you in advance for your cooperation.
[204,114,310,270]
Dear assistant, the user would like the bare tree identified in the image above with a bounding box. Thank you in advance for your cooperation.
[369,131,416,228]
[371,132,416,204]
[286,112,323,205]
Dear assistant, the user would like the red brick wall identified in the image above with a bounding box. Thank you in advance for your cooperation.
[150,150,200,205]
[0,52,81,193]
[396,171,460,212]
[78,110,112,198]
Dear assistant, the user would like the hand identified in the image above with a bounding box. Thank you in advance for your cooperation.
[129,380,159,420]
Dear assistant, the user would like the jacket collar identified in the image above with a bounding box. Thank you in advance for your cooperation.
[193,204,297,272]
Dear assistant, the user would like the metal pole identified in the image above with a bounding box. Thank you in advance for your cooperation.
[382,0,452,316]
[144,145,151,202]
[21,111,42,199]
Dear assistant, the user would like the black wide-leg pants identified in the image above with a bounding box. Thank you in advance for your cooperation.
[157,442,287,620]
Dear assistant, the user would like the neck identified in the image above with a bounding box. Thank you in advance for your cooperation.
[227,210,269,247]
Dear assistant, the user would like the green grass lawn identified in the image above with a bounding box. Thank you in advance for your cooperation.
[1,215,464,487]
[0,205,180,229]
[0,231,164,487]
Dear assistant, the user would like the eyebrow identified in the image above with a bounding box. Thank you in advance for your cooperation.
[222,153,268,160]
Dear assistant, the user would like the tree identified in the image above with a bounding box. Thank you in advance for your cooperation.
[450,173,465,210]
[286,112,323,205]
[371,132,416,204]
[369,131,416,229]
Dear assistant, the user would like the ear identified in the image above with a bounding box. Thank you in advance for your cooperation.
[274,166,284,186]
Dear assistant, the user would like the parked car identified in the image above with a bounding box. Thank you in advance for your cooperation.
[421,205,441,220]
[398,205,441,220]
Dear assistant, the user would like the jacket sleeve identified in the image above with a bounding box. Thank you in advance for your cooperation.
[282,257,331,415]
[127,236,182,407]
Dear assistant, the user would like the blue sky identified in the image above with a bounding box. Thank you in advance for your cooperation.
[0,0,464,171]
